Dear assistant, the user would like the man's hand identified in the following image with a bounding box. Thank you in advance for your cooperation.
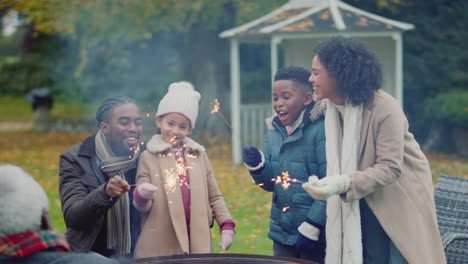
[105,175,130,198]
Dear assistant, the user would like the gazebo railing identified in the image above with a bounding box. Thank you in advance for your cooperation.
[240,103,273,148]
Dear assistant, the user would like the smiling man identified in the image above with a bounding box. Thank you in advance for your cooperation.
[59,96,144,259]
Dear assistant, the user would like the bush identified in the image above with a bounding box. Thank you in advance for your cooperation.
[426,90,468,128]
[0,55,53,96]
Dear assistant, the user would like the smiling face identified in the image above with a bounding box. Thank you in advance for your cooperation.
[101,103,143,156]
[156,113,192,149]
[309,55,344,105]
[272,80,313,126]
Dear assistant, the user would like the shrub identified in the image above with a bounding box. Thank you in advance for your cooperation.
[0,55,53,96]
[425,90,468,128]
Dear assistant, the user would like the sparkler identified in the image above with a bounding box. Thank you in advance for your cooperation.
[270,171,305,190]
[163,168,179,192]
[210,99,240,137]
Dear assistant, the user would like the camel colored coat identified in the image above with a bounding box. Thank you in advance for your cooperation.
[340,90,446,264]
[133,135,232,258]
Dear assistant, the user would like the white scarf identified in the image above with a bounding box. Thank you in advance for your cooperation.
[324,99,363,264]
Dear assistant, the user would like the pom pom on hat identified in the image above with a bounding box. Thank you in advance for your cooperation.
[156,81,201,128]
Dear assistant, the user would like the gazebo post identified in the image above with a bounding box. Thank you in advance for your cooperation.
[393,33,404,106]
[271,36,282,85]
[230,38,242,164]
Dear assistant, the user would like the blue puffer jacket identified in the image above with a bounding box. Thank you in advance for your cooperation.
[250,101,327,246]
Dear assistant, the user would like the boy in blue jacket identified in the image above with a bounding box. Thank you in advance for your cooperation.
[243,66,326,263]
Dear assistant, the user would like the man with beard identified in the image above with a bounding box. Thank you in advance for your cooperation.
[59,96,144,259]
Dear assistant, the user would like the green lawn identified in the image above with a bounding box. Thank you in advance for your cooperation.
[0,131,467,255]
[0,96,94,122]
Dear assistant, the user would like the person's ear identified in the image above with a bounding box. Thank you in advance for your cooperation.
[99,121,109,134]
[304,91,314,106]
[40,209,52,231]
[155,116,162,129]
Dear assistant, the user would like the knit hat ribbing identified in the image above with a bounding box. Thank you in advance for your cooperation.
[156,81,201,128]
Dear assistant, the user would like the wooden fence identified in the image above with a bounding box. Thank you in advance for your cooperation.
[240,103,273,148]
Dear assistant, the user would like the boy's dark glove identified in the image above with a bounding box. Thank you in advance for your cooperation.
[295,220,321,252]
[295,232,320,252]
[242,145,262,167]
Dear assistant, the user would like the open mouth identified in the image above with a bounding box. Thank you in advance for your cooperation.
[277,110,288,122]
[124,135,139,146]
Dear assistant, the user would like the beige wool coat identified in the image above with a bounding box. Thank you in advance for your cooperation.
[339,90,446,264]
[133,135,233,259]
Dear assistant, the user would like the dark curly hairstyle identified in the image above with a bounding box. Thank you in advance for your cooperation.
[314,36,382,105]
[96,95,136,125]
[274,66,313,93]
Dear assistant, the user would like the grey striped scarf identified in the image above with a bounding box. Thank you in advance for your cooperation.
[95,129,140,256]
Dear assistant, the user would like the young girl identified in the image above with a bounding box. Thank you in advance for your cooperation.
[132,81,235,258]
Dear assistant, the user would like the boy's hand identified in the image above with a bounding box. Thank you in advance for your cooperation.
[242,146,262,167]
[296,221,320,251]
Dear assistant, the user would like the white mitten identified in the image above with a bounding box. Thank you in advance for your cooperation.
[137,183,157,199]
[302,175,350,200]
[219,230,235,250]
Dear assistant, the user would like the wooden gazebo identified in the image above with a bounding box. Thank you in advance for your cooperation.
[220,0,414,164]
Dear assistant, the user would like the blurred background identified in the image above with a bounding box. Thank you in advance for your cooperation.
[0,0,467,255]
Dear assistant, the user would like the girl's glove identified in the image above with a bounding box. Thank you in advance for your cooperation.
[219,230,235,250]
[138,183,157,199]
[302,175,350,200]
[133,183,157,208]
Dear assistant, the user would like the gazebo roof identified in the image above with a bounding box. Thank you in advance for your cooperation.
[220,0,414,38]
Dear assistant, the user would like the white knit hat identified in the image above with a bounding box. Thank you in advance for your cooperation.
[156,81,201,128]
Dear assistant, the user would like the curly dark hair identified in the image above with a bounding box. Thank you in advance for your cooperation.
[274,66,313,92]
[314,36,382,105]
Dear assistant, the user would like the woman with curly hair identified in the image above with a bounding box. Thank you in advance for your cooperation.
[302,36,446,264]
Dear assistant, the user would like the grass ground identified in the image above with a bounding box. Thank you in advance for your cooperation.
[0,96,94,121]
[0,131,467,255]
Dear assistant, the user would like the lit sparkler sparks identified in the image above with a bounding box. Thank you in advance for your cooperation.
[169,136,177,145]
[282,206,290,213]
[211,99,220,113]
[210,99,240,137]
[163,168,179,192]
[271,171,305,190]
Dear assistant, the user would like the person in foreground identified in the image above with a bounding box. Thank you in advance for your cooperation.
[133,81,235,258]
[59,96,144,258]
[0,164,118,264]
[302,36,446,264]
[242,66,327,263]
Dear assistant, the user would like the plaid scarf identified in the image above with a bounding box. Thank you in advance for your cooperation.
[0,231,70,257]
[95,129,140,256]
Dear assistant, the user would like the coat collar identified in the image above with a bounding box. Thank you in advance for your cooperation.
[146,134,205,154]
[78,134,96,158]
[358,91,380,159]
[266,99,326,131]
